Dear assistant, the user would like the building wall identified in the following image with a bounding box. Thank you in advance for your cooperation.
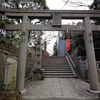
[59,39,66,56]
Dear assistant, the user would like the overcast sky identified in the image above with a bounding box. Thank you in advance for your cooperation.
[46,0,93,10]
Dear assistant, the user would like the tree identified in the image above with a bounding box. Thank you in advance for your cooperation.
[53,42,57,56]
[74,33,85,49]
[0,0,49,47]
[90,0,100,10]
[89,0,100,49]
[89,0,100,24]
[0,14,19,47]
[0,0,49,9]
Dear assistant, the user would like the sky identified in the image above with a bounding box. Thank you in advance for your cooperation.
[44,0,94,55]
[46,0,94,25]
[46,0,93,10]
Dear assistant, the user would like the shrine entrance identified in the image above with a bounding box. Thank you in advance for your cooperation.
[0,7,100,93]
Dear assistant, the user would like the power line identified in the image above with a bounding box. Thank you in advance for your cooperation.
[62,0,70,9]
[62,0,91,9]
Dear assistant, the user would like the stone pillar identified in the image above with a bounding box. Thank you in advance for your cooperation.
[36,38,42,69]
[84,17,100,92]
[17,16,29,92]
[33,37,44,80]
[4,58,17,91]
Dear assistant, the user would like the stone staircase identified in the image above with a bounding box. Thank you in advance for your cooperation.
[42,56,75,78]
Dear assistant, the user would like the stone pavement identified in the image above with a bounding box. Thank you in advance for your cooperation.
[23,78,99,100]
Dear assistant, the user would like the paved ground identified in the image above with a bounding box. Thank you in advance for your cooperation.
[23,78,99,100]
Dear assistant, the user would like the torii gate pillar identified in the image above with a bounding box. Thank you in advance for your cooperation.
[84,17,100,93]
[17,16,29,92]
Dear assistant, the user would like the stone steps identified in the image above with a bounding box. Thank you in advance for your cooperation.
[44,73,74,78]
[44,68,70,70]
[42,65,69,67]
[45,68,72,71]
[42,56,75,78]
[42,66,70,69]
[44,70,72,72]
[44,72,74,75]
[44,75,75,78]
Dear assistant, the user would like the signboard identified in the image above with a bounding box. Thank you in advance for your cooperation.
[53,12,61,27]
[4,58,17,90]
[4,64,11,85]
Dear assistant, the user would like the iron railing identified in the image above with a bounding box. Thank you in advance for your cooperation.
[66,51,77,77]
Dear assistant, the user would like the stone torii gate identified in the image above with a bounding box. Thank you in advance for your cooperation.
[0,7,100,94]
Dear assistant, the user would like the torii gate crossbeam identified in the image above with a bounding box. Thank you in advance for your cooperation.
[0,7,100,19]
[5,24,100,31]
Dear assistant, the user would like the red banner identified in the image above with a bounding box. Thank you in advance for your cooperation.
[66,39,71,51]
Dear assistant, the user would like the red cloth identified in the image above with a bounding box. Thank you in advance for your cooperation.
[66,39,71,51]
[46,52,49,56]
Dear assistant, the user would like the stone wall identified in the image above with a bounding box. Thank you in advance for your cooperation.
[0,43,36,80]
[0,53,6,91]
[0,43,18,57]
